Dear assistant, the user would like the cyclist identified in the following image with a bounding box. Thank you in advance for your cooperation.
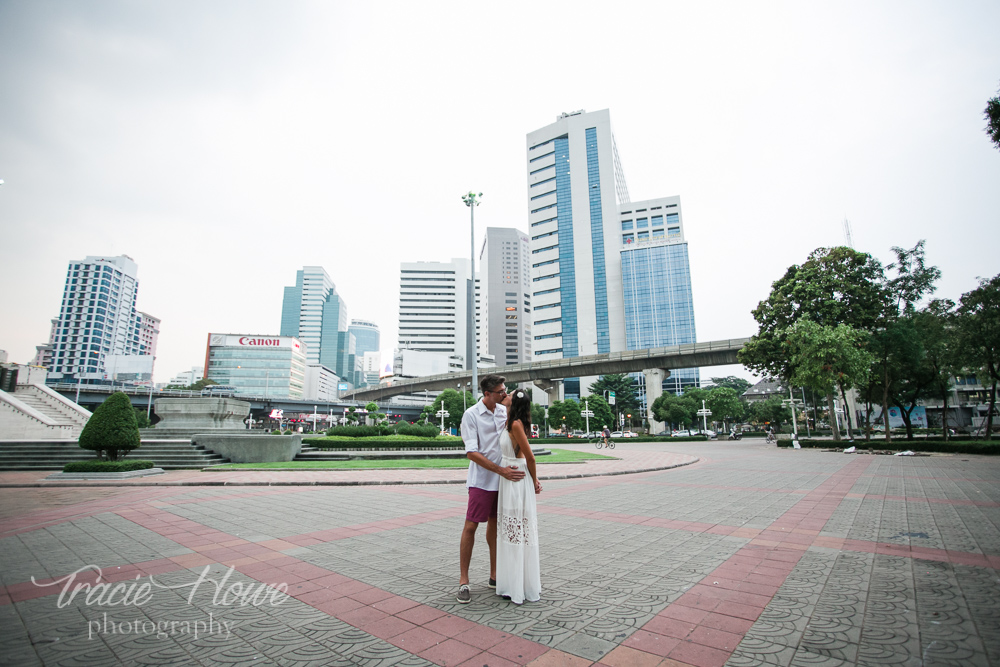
[602,425,611,448]
[765,425,776,443]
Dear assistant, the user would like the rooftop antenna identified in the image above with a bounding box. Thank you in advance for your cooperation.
[843,217,854,249]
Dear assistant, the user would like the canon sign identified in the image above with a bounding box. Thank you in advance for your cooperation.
[209,334,301,351]
[239,337,280,346]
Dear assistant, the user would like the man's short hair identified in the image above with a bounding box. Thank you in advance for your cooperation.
[479,374,506,394]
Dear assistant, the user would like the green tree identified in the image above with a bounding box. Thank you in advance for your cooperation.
[747,396,791,429]
[531,403,545,431]
[188,378,218,391]
[705,387,745,430]
[784,319,873,440]
[579,394,615,433]
[868,241,942,443]
[547,399,582,431]
[425,389,469,431]
[985,83,1000,150]
[740,246,888,440]
[913,299,959,440]
[589,374,640,421]
[134,409,152,429]
[739,246,888,382]
[651,392,696,430]
[956,274,1000,439]
[707,376,752,396]
[78,392,141,461]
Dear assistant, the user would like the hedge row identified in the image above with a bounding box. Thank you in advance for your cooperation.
[533,435,710,444]
[302,436,463,450]
[63,460,155,473]
[324,423,441,438]
[777,439,1000,456]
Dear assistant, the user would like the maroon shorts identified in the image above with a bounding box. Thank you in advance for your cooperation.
[466,487,499,523]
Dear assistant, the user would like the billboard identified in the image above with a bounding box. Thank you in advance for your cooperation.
[209,334,303,352]
[868,406,927,429]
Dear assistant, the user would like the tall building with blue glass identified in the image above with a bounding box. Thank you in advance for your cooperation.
[619,196,699,394]
[526,110,697,401]
[280,266,359,388]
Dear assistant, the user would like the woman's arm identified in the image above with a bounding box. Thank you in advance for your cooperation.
[511,421,542,494]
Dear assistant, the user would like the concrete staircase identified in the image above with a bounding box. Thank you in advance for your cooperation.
[0,384,91,439]
[0,439,229,470]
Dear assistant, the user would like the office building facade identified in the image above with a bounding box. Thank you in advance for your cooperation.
[396,259,479,376]
[348,319,380,386]
[479,227,531,366]
[280,267,358,388]
[619,196,698,393]
[44,255,157,385]
[526,110,697,399]
[204,333,306,399]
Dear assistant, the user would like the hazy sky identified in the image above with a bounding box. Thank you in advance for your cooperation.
[1,1,998,384]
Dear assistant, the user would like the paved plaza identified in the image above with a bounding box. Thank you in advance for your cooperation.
[1,440,999,666]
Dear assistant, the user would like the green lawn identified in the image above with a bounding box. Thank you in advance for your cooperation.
[207,448,615,470]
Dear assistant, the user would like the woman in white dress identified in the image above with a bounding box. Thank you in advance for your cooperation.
[496,389,542,604]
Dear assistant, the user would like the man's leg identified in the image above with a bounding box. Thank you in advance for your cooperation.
[486,515,497,581]
[459,520,478,586]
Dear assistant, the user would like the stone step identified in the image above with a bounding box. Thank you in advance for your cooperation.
[8,394,79,426]
[0,438,230,470]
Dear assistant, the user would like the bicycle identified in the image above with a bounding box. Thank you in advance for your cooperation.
[765,432,777,444]
[593,437,615,450]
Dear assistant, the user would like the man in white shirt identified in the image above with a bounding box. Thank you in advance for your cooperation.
[457,374,525,603]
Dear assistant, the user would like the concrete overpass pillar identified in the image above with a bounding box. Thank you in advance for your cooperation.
[643,369,670,435]
[532,379,562,406]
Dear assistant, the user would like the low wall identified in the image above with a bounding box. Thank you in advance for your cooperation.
[192,433,302,463]
[154,398,250,430]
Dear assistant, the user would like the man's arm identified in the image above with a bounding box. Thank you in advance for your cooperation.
[467,451,525,481]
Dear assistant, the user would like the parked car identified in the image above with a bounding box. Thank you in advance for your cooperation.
[671,429,691,437]
[622,431,640,438]
[694,429,716,438]
[610,431,624,438]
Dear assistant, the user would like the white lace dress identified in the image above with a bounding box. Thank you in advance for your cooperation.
[496,429,541,604]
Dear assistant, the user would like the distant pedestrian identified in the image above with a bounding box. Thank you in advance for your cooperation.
[456,375,525,604]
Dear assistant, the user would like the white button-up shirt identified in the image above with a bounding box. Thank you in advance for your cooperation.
[461,399,508,491]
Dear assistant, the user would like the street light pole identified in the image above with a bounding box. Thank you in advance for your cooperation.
[462,191,481,405]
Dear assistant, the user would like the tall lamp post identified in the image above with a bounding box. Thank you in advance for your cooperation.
[462,191,481,404]
[582,398,594,436]
[782,386,803,442]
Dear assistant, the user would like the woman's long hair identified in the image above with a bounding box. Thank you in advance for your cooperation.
[506,389,532,437]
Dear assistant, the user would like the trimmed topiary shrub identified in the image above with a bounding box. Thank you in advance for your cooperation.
[63,460,154,473]
[78,392,141,461]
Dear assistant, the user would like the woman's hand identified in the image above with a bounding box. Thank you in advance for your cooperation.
[534,479,542,494]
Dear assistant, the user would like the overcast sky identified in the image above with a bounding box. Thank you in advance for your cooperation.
[1,0,998,385]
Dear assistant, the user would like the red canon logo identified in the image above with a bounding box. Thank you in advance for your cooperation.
[238,337,281,346]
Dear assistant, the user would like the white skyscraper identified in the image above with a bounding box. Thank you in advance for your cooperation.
[45,255,154,384]
[395,258,479,377]
[526,109,697,400]
[479,227,531,366]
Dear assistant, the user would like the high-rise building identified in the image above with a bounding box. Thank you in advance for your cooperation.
[32,318,59,369]
[619,196,698,393]
[138,311,160,368]
[525,110,697,399]
[44,255,156,385]
[348,319,380,386]
[396,259,479,377]
[479,227,531,366]
[280,267,358,388]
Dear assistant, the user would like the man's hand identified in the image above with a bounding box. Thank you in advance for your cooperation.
[499,465,525,481]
